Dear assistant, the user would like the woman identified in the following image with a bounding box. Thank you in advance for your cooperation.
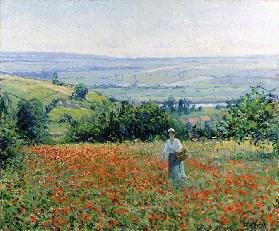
[160,128,187,188]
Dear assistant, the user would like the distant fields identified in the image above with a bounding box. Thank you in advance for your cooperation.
[93,85,245,102]
[1,52,278,103]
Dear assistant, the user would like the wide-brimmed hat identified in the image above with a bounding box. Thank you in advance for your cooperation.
[168,128,175,133]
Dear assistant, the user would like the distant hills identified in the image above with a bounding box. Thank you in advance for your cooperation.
[1,52,278,103]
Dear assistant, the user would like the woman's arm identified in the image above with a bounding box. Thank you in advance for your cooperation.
[176,139,183,152]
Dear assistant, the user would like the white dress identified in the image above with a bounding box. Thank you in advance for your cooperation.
[161,138,183,160]
[161,138,187,185]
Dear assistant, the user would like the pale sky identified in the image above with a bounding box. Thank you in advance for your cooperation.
[1,0,279,58]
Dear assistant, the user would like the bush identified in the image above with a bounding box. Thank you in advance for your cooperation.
[67,101,187,143]
[46,98,63,113]
[191,124,217,140]
[65,117,101,143]
[71,83,88,101]
[0,118,21,166]
[16,98,50,144]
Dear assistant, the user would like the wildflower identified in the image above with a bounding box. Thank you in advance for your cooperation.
[30,215,38,223]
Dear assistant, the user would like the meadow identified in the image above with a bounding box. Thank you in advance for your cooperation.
[0,74,105,107]
[1,140,278,230]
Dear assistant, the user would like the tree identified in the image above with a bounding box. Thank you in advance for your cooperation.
[0,91,11,117]
[218,86,279,153]
[72,83,88,101]
[16,98,49,144]
[0,92,20,166]
[178,99,184,114]
[165,96,176,113]
[52,72,60,85]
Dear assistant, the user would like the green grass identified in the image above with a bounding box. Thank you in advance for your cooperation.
[48,107,93,121]
[48,122,69,143]
[183,107,226,119]
[0,74,106,105]
[0,74,72,106]
[86,92,106,102]
[94,86,244,102]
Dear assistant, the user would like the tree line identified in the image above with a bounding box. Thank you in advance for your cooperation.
[160,96,202,115]
[66,100,186,143]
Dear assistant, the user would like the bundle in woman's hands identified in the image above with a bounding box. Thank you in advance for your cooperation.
[175,148,189,161]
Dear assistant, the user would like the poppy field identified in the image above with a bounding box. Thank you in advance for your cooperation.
[1,141,278,230]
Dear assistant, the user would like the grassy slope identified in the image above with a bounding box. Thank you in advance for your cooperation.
[0,74,71,106]
[48,107,93,121]
[0,74,106,141]
[0,74,105,105]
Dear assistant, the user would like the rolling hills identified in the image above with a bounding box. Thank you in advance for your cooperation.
[0,74,106,141]
[1,52,278,103]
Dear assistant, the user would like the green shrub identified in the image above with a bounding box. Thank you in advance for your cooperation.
[0,118,21,165]
[71,83,88,101]
[67,101,187,143]
[16,98,50,144]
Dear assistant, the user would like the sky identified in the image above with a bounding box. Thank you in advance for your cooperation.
[1,0,279,58]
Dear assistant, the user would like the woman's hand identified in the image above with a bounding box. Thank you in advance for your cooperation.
[160,152,167,162]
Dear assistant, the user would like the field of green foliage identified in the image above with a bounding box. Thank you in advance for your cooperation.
[0,74,107,141]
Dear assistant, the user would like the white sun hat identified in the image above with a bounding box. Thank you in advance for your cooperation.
[168,128,175,133]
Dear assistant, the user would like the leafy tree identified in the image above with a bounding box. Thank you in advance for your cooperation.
[16,98,49,144]
[67,121,101,143]
[168,117,189,140]
[52,72,60,85]
[136,101,182,141]
[218,86,279,153]
[0,91,11,117]
[59,114,75,124]
[177,98,192,115]
[72,83,89,101]
[165,96,176,113]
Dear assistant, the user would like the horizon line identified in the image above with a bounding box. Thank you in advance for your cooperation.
[1,50,279,60]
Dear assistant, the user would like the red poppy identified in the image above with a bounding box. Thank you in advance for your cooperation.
[30,215,38,223]
[265,214,276,225]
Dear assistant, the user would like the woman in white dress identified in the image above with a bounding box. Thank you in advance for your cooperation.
[160,128,187,188]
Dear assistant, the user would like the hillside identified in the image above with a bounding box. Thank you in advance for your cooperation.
[0,74,107,140]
